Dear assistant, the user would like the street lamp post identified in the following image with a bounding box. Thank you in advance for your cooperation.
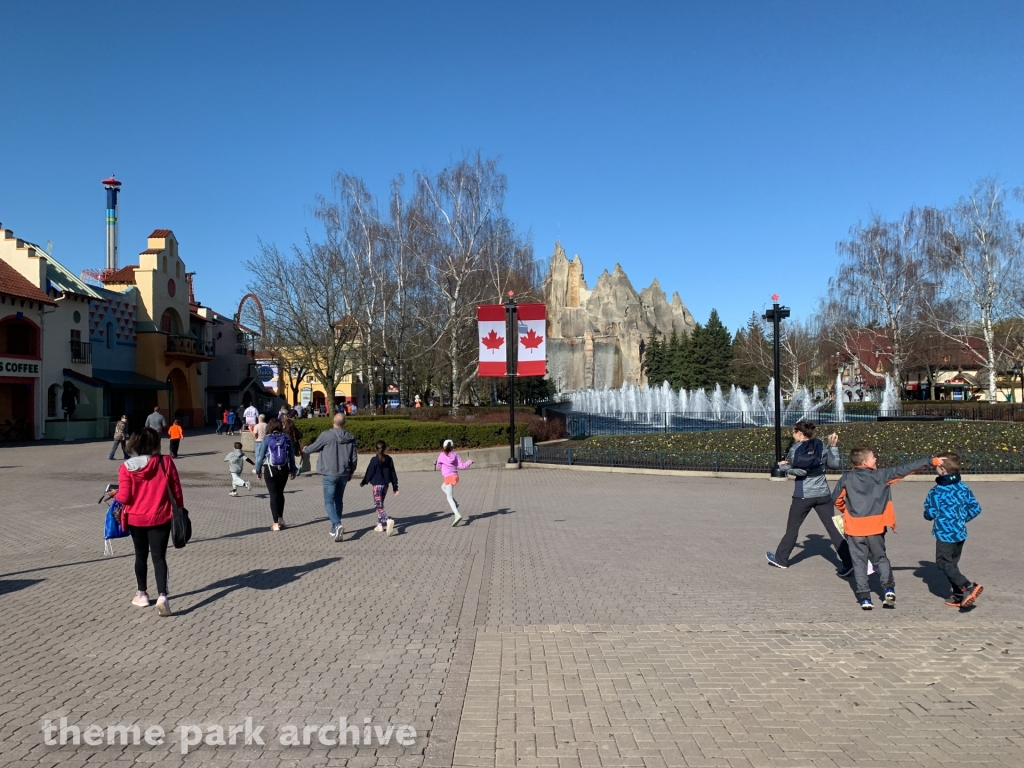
[505,291,518,464]
[763,295,790,478]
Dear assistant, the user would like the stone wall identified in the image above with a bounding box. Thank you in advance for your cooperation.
[543,243,695,392]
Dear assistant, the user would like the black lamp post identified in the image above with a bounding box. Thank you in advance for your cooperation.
[505,291,518,464]
[763,295,790,477]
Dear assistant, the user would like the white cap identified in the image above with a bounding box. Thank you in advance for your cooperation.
[443,439,454,448]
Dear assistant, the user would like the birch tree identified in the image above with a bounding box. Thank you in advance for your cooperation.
[820,209,933,387]
[926,179,1024,400]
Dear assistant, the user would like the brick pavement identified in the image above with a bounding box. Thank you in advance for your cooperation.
[0,433,1022,767]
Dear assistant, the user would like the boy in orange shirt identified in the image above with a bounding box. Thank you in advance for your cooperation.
[168,420,184,459]
[831,446,942,610]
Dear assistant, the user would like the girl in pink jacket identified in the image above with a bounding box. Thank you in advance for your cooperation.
[436,439,472,526]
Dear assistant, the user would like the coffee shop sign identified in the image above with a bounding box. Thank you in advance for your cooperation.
[1,358,41,376]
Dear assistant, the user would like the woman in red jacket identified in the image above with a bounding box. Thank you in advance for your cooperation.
[110,427,184,616]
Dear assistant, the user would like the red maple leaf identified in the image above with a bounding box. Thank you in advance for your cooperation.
[481,330,505,350]
[520,328,544,349]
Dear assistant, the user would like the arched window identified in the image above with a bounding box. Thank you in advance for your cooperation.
[161,310,179,335]
[175,261,181,278]
[0,317,39,357]
[163,256,167,273]
[48,383,59,417]
[106,322,114,349]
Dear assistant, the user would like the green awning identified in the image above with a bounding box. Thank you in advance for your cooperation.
[91,369,172,391]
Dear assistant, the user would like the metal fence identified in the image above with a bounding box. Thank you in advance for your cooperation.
[565,407,1024,438]
[534,445,1024,474]
[565,411,866,438]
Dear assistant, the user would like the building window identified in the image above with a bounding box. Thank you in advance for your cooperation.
[163,256,167,273]
[48,383,59,417]
[0,318,37,356]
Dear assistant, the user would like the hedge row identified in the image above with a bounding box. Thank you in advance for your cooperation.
[579,421,1024,460]
[292,417,529,452]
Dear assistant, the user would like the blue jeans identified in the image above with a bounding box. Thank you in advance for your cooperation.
[322,474,348,528]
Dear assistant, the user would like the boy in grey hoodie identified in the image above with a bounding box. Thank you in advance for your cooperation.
[224,442,254,496]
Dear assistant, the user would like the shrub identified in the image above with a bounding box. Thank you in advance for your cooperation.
[581,421,1024,462]
[292,417,529,452]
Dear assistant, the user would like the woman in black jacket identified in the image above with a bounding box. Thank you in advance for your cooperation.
[360,440,399,536]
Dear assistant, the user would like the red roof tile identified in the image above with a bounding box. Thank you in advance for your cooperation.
[0,258,56,305]
[149,229,172,238]
[102,265,138,284]
[141,248,164,255]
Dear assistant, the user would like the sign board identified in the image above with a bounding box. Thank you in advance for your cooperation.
[477,303,547,377]
[478,304,507,376]
[256,360,279,393]
[515,303,546,376]
[300,387,311,407]
[0,358,42,377]
[952,390,964,401]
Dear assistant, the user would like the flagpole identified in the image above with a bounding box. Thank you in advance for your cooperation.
[504,291,518,465]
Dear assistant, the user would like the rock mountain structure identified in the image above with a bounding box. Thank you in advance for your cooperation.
[543,243,695,391]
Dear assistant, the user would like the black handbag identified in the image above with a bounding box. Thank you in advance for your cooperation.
[161,457,192,548]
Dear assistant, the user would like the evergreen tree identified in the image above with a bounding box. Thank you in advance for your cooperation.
[641,329,666,385]
[701,309,734,388]
[670,326,696,389]
[730,312,772,388]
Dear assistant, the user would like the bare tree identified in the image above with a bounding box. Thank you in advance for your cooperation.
[244,237,362,416]
[415,153,534,404]
[820,209,934,387]
[926,179,1024,400]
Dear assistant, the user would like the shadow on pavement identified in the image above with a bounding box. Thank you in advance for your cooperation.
[1,555,132,578]
[173,558,341,615]
[0,578,44,596]
[786,533,841,568]
[896,561,953,598]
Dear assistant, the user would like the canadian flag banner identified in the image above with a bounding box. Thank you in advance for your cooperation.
[477,304,507,377]
[516,303,546,376]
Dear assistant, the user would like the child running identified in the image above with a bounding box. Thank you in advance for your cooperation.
[168,420,184,459]
[923,452,984,610]
[436,439,472,526]
[832,446,941,610]
[224,441,254,496]
[360,440,399,537]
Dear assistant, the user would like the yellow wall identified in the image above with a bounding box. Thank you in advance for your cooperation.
[133,232,206,427]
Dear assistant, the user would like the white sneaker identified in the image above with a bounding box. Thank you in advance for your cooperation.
[156,595,172,617]
[374,524,384,532]
[386,519,395,537]
[244,480,251,490]
[229,490,238,497]
[452,512,462,527]
[334,524,344,542]
[132,592,150,608]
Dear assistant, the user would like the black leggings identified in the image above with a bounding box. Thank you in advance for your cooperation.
[775,495,853,569]
[130,522,172,595]
[264,468,289,523]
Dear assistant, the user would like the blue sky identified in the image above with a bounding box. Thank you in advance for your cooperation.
[1,1,1022,332]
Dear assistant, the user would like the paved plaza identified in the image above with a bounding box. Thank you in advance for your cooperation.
[1,432,1023,767]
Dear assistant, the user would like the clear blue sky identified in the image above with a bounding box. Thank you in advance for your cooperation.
[1,1,1022,333]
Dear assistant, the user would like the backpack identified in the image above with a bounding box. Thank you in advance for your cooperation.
[265,433,290,467]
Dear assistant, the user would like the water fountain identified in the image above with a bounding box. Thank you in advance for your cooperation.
[568,380,837,435]
[879,374,901,415]
[834,373,845,423]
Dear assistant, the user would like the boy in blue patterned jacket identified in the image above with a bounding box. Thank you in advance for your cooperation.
[923,453,983,609]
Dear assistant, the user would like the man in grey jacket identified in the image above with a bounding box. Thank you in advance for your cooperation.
[302,413,358,541]
[144,406,166,434]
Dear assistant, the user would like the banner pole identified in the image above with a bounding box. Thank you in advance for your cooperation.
[505,292,518,464]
